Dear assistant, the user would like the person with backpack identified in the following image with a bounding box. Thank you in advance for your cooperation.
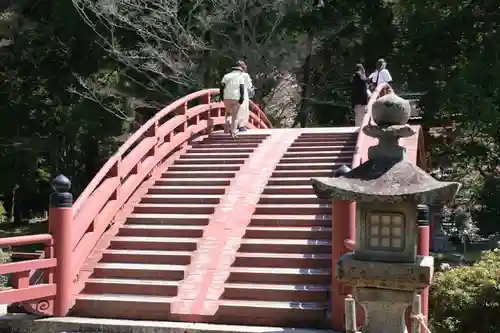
[368,58,392,91]
[235,61,254,132]
[220,62,247,138]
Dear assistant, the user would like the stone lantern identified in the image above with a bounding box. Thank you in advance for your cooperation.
[311,93,460,333]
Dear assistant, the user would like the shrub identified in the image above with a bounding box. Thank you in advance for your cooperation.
[430,249,500,333]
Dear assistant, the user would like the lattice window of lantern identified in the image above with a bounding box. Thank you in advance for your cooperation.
[366,212,405,251]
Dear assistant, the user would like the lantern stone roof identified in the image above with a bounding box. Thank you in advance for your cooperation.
[311,158,460,204]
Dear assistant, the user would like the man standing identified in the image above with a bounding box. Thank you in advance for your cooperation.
[236,61,254,132]
[220,62,246,138]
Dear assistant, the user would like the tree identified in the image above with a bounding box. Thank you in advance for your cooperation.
[0,0,123,222]
[393,0,500,236]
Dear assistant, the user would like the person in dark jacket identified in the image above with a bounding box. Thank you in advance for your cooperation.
[351,63,370,126]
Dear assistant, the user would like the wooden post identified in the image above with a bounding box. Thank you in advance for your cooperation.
[49,175,73,317]
[412,294,422,333]
[345,294,357,333]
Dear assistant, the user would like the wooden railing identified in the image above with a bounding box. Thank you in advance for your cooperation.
[0,89,272,316]
[70,89,270,284]
[0,235,56,316]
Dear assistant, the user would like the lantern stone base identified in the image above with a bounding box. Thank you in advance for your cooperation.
[336,253,434,290]
[355,287,414,333]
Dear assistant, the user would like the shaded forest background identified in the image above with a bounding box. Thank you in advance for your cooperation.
[0,0,499,236]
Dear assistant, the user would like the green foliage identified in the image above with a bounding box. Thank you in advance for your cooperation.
[0,0,402,224]
[0,0,123,221]
[392,0,500,235]
[430,250,500,333]
[0,0,499,237]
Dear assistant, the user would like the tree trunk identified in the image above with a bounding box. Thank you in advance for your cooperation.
[293,31,314,128]
[13,187,22,224]
[2,188,14,223]
[203,31,214,88]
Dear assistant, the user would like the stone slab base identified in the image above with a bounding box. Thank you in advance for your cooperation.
[0,315,339,333]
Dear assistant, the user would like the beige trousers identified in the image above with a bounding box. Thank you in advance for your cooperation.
[224,99,241,133]
[354,104,367,127]
[238,99,250,128]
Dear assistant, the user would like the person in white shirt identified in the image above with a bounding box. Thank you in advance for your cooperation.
[368,58,392,91]
[220,63,246,138]
[236,61,254,132]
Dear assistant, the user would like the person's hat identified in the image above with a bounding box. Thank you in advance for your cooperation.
[232,60,247,72]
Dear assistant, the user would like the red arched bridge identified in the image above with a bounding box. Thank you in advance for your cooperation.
[0,84,427,330]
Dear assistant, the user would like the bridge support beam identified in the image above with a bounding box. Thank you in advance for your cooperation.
[49,175,73,317]
[331,199,355,330]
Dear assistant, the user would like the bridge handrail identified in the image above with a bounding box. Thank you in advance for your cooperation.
[73,89,270,214]
[351,83,393,167]
[0,234,56,315]
[71,88,271,281]
[0,89,271,316]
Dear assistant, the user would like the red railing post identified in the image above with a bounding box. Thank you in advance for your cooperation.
[49,175,73,317]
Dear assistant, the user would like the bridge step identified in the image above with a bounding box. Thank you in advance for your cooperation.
[286,146,355,153]
[102,249,193,265]
[155,178,231,186]
[91,263,330,284]
[283,151,354,158]
[187,147,256,154]
[118,224,331,239]
[233,252,331,268]
[279,155,352,163]
[101,249,331,268]
[258,194,329,205]
[263,185,315,194]
[249,214,332,226]
[223,283,330,302]
[181,153,251,159]
[148,186,227,194]
[84,278,180,296]
[74,129,357,328]
[109,236,331,253]
[119,224,206,238]
[191,142,260,148]
[238,239,331,254]
[168,164,242,171]
[266,177,323,186]
[275,163,345,170]
[133,203,216,214]
[174,158,246,165]
[290,141,356,147]
[73,294,328,327]
[244,226,332,239]
[162,171,237,178]
[227,267,331,284]
[109,236,199,251]
[127,213,211,225]
[254,204,332,215]
[92,263,187,280]
[141,194,222,204]
[272,169,335,177]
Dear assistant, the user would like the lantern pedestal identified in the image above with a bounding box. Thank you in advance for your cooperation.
[311,93,460,333]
